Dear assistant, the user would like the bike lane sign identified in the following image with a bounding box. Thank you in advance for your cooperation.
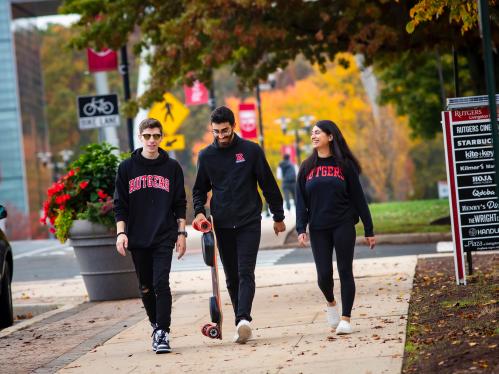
[77,94,120,130]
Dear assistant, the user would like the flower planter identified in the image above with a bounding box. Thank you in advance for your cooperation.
[69,220,139,301]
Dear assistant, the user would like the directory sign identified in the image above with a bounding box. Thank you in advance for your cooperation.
[442,102,499,284]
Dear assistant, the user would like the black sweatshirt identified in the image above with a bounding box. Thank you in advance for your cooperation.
[193,134,285,229]
[114,148,186,249]
[295,156,374,237]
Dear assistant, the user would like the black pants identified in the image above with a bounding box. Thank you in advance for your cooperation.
[309,221,356,317]
[131,245,174,332]
[282,182,296,210]
[214,221,261,325]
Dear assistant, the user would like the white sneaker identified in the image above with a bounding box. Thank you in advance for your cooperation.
[233,320,252,344]
[335,320,353,335]
[326,305,340,328]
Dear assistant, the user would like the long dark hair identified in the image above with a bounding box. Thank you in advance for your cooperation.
[300,120,362,177]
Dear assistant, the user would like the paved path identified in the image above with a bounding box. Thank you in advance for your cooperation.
[52,257,417,374]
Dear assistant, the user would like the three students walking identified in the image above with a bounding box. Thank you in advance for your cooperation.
[114,111,375,352]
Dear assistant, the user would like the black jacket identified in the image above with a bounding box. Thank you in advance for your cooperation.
[295,156,374,237]
[114,148,186,249]
[193,134,284,229]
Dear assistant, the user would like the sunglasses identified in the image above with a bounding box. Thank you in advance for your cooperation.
[142,133,162,140]
[212,128,232,137]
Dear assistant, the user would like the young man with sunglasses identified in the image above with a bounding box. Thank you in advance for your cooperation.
[114,118,187,353]
[193,106,286,344]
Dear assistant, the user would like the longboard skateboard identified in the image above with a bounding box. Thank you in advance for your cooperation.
[193,217,223,339]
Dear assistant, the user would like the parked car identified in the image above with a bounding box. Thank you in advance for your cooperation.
[0,205,13,328]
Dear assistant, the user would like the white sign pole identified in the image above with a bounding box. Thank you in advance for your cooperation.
[94,72,119,148]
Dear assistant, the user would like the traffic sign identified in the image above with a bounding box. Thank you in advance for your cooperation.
[161,134,185,151]
[77,94,120,130]
[148,93,189,135]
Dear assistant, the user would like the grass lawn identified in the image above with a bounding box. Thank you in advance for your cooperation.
[356,199,451,236]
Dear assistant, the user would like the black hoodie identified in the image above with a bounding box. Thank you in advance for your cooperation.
[296,156,374,237]
[114,148,186,249]
[193,134,284,229]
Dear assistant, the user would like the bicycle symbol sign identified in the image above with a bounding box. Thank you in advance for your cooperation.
[77,94,120,130]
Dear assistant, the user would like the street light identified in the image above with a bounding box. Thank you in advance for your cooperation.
[298,115,315,131]
[37,149,74,182]
[275,115,315,165]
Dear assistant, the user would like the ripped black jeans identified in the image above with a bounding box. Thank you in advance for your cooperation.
[131,245,174,332]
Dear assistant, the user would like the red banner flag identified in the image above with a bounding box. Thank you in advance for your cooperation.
[238,103,257,139]
[87,48,118,73]
[184,80,209,106]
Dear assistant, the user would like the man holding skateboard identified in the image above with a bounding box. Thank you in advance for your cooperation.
[193,106,286,344]
[114,118,187,353]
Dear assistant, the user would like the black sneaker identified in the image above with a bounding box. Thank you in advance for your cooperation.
[151,323,159,352]
[155,330,172,354]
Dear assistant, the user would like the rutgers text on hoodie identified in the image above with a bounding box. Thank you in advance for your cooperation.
[296,156,374,237]
[114,148,187,249]
[193,134,284,228]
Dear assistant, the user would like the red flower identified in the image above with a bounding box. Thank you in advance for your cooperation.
[97,189,108,199]
[49,227,56,233]
[55,194,70,205]
[79,180,89,190]
[67,169,75,177]
[39,217,46,225]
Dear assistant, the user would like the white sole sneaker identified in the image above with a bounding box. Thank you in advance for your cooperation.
[326,306,340,329]
[335,320,353,335]
[234,322,252,344]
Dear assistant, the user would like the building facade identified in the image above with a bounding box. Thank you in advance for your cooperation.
[0,0,53,238]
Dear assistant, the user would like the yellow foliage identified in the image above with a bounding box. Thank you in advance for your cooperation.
[192,53,415,201]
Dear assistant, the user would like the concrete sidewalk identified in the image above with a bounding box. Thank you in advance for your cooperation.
[55,256,416,374]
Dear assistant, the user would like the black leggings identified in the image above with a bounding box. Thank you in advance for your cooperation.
[131,245,174,332]
[214,221,261,325]
[309,222,356,317]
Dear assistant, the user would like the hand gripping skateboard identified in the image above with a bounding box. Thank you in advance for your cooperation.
[194,217,223,339]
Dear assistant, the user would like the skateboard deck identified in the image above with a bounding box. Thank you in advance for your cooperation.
[194,217,223,339]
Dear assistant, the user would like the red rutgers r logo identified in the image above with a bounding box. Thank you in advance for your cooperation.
[235,153,245,163]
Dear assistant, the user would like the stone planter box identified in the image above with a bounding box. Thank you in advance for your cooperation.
[69,220,139,301]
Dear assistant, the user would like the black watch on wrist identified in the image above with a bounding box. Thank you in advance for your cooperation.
[177,231,188,238]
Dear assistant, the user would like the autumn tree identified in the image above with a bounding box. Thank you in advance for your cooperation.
[194,54,415,202]
[61,0,498,114]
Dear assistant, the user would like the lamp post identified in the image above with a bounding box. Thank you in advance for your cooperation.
[37,149,74,182]
[298,115,315,132]
[276,115,315,165]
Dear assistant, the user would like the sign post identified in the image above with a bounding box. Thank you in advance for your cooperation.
[442,95,499,285]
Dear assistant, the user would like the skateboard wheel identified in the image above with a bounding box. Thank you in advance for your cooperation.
[208,325,220,339]
[201,323,212,336]
[210,296,221,323]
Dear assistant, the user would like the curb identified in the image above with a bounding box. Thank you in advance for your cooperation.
[268,231,452,250]
[364,232,452,245]
[0,303,78,338]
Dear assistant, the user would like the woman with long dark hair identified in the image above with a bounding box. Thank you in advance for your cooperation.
[295,120,376,335]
